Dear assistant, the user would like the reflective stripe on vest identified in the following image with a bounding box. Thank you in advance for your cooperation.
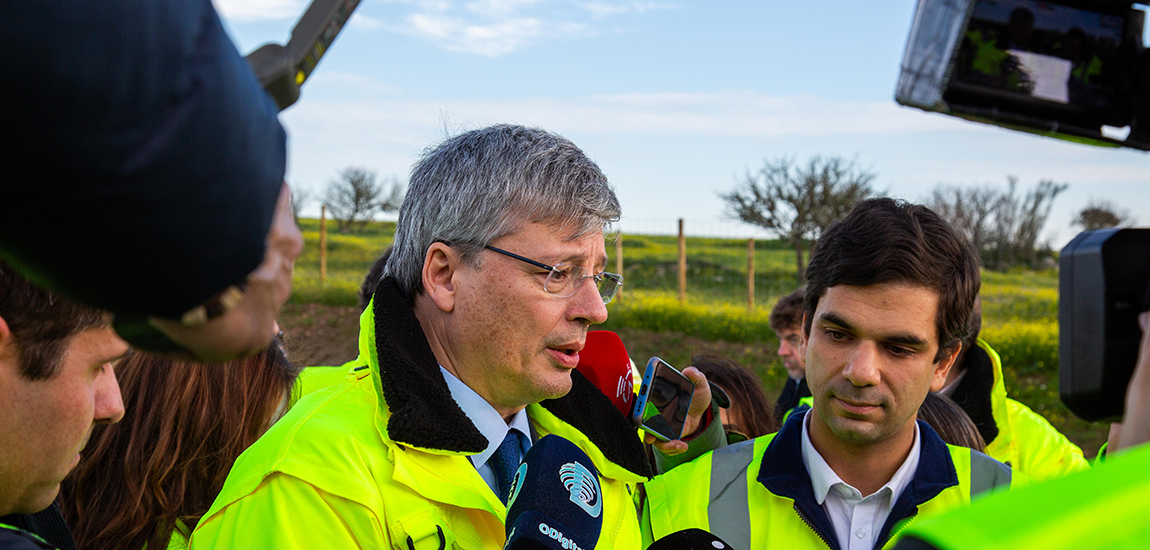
[701,442,1010,549]
[706,441,756,549]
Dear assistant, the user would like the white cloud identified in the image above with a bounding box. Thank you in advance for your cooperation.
[578,1,677,17]
[212,0,303,22]
[280,86,978,186]
[405,14,551,55]
[369,0,665,55]
[465,0,541,16]
[350,14,385,30]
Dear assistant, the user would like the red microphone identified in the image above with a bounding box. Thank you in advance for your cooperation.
[576,331,634,417]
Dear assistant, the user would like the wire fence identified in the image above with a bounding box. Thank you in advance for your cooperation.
[300,214,807,312]
[612,217,805,311]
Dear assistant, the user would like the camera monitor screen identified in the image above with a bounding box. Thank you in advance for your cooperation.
[949,0,1129,120]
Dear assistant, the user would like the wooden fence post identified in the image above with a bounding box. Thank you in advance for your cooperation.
[747,238,755,313]
[615,232,624,303]
[677,219,686,304]
[320,205,328,283]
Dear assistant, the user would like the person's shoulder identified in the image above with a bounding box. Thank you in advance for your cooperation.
[0,526,55,550]
[215,372,389,501]
[1002,397,1083,452]
[1002,397,1089,479]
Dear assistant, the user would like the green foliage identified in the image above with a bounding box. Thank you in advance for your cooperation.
[291,218,395,307]
[601,291,776,344]
[982,322,1059,374]
[291,220,1062,373]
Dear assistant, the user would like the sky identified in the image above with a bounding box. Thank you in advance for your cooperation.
[213,0,1150,248]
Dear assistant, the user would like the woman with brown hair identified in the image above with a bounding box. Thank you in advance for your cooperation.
[59,339,301,550]
[692,354,779,442]
[918,391,987,452]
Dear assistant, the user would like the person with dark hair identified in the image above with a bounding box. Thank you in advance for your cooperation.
[693,355,779,442]
[58,339,301,550]
[643,198,1012,549]
[941,298,1088,481]
[191,125,718,549]
[0,0,303,363]
[770,287,812,424]
[918,392,986,453]
[358,246,394,312]
[0,261,127,550]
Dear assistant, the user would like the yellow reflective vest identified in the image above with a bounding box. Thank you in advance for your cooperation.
[190,278,650,549]
[642,416,1012,549]
[893,442,1150,550]
[976,339,1089,482]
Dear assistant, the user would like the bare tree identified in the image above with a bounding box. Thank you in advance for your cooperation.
[289,184,311,225]
[989,178,1067,268]
[323,168,404,233]
[927,177,1068,269]
[927,185,998,253]
[1072,198,1134,231]
[720,156,876,278]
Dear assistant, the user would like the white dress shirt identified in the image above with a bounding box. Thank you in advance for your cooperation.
[440,366,532,495]
[800,411,921,550]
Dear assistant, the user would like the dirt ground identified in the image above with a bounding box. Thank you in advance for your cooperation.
[278,302,788,389]
[279,303,363,367]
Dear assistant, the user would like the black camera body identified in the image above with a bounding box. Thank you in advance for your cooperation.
[1059,228,1150,421]
[898,0,1150,151]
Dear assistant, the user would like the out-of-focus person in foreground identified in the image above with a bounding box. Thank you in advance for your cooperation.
[0,0,302,363]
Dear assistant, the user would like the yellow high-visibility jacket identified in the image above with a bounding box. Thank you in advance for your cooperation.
[190,278,651,549]
[975,340,1089,482]
[642,417,1012,550]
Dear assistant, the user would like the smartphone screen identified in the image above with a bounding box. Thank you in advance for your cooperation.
[631,357,695,442]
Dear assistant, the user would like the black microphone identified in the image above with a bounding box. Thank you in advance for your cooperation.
[648,528,737,550]
[503,435,603,550]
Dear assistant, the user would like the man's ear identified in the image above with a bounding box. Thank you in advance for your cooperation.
[421,242,460,313]
[930,343,962,392]
[0,314,15,366]
[799,312,809,356]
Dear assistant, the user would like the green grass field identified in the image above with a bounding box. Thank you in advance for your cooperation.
[288,218,1106,456]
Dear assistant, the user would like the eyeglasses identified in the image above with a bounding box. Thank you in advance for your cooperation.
[485,245,623,305]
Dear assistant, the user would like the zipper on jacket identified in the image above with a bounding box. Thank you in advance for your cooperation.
[880,509,918,549]
[793,504,835,550]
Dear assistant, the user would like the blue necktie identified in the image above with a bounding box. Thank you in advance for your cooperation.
[490,431,522,503]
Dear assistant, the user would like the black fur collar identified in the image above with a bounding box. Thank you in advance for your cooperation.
[949,345,1000,445]
[371,277,652,478]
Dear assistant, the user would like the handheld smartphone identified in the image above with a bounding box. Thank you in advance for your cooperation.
[631,357,695,442]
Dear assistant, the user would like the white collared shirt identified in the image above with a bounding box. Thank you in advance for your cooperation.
[800,411,921,550]
[440,367,532,495]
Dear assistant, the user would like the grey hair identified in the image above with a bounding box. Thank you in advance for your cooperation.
[384,125,621,300]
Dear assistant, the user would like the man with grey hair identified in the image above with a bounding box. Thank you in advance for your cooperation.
[191,125,715,549]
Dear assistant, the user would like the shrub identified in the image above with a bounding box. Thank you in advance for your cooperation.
[602,291,777,344]
[981,321,1058,374]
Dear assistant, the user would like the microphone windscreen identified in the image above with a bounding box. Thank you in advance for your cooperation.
[504,435,603,550]
[648,528,737,550]
[576,330,633,417]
